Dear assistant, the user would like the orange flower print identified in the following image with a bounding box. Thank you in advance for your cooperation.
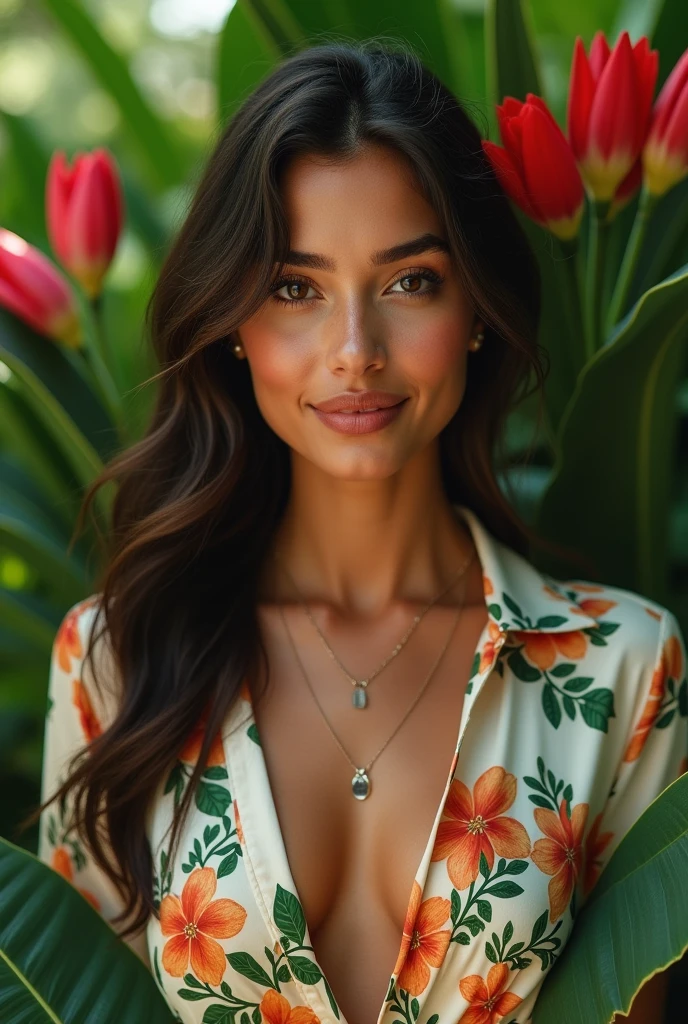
[179,707,226,768]
[160,866,247,985]
[478,621,506,673]
[458,962,523,1023]
[55,607,83,673]
[624,631,684,762]
[510,629,588,672]
[392,879,451,996]
[483,574,494,597]
[234,799,244,844]
[531,800,588,921]
[576,597,616,619]
[72,679,102,742]
[431,766,531,891]
[240,676,252,703]
[51,845,101,911]
[259,988,321,1024]
[583,812,614,895]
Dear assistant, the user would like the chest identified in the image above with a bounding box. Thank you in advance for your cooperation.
[249,604,489,1024]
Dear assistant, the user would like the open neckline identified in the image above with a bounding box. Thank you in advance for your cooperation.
[221,614,502,1024]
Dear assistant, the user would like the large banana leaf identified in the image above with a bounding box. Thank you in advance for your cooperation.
[533,771,688,1023]
[0,837,175,1023]
[535,263,688,601]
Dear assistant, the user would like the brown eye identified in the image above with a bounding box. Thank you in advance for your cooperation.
[399,275,422,293]
[285,282,308,300]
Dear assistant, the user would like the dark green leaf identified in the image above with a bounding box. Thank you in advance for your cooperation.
[273,884,306,945]
[195,781,231,817]
[225,952,273,987]
[483,881,524,898]
[508,649,542,682]
[477,899,493,922]
[563,677,594,693]
[542,683,562,729]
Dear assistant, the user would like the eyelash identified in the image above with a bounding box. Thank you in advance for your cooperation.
[269,268,445,308]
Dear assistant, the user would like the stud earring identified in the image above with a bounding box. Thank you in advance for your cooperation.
[468,330,485,352]
[232,341,244,358]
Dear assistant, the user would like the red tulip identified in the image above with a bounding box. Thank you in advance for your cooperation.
[0,228,82,348]
[643,47,688,195]
[46,147,124,299]
[482,94,585,240]
[567,31,658,201]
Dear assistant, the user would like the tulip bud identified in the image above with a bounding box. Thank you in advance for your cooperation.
[482,94,585,241]
[567,31,658,200]
[643,47,688,196]
[46,147,124,299]
[0,228,82,348]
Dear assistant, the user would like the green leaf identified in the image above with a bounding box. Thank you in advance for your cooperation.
[479,851,490,878]
[536,263,688,598]
[273,884,306,946]
[195,781,231,817]
[485,0,543,139]
[0,837,175,1021]
[483,881,524,899]
[225,951,273,988]
[542,683,562,729]
[40,0,186,189]
[562,677,594,693]
[286,954,322,986]
[203,765,229,780]
[503,860,529,875]
[562,695,576,721]
[477,900,492,922]
[508,649,542,682]
[579,689,616,733]
[485,940,498,964]
[533,773,688,1023]
[463,915,485,936]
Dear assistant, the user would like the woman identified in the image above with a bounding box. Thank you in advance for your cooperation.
[34,40,686,1024]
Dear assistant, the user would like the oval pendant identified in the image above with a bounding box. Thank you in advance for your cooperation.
[352,768,371,800]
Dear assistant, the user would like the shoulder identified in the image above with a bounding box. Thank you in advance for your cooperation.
[50,593,122,739]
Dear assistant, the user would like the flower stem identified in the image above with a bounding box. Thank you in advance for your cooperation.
[81,294,126,441]
[584,200,612,357]
[556,237,585,373]
[605,186,658,334]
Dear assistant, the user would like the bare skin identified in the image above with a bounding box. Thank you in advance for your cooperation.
[235,143,659,1024]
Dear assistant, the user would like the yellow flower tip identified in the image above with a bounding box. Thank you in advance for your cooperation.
[52,312,84,349]
[642,146,688,197]
[548,205,584,242]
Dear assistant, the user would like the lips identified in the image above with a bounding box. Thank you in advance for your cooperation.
[311,390,407,413]
[309,391,409,435]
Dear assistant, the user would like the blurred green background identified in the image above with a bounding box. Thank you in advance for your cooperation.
[0,0,686,885]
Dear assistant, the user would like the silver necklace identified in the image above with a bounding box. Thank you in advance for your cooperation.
[278,562,472,801]
[276,547,475,709]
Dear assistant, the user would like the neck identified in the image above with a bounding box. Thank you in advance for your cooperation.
[263,444,476,616]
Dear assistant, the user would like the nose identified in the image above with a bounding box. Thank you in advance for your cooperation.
[325,308,386,377]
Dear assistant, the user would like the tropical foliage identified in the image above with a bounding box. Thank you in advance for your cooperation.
[0,0,686,1021]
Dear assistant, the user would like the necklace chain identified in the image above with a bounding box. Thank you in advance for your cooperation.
[276,544,476,698]
[277,548,475,799]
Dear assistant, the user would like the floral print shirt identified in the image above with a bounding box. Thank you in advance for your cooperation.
[38,504,688,1024]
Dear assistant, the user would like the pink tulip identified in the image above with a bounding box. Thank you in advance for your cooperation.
[567,31,658,200]
[0,228,82,348]
[482,94,585,241]
[643,47,688,195]
[46,147,124,299]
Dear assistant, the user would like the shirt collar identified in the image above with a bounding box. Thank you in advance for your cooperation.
[455,504,600,634]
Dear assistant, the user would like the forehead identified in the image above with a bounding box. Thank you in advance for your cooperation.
[278,145,445,257]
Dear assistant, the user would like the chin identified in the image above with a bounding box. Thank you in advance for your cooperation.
[315,448,405,481]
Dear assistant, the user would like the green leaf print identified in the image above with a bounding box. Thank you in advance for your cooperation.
[286,955,322,985]
[524,761,574,815]
[225,951,273,988]
[273,884,306,945]
[579,688,616,732]
[450,858,530,947]
[196,780,232,816]
[507,649,542,682]
[483,913,562,972]
[542,683,562,728]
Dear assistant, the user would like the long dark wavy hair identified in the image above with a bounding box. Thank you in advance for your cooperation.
[23,37,555,940]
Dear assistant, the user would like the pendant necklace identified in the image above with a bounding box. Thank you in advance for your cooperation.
[277,552,474,800]
[276,545,475,709]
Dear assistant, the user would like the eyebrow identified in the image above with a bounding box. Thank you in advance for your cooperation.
[278,232,451,272]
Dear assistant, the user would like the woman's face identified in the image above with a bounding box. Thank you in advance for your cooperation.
[236,144,481,481]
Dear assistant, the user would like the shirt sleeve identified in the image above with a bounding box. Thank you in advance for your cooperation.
[584,606,688,895]
[37,596,151,969]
